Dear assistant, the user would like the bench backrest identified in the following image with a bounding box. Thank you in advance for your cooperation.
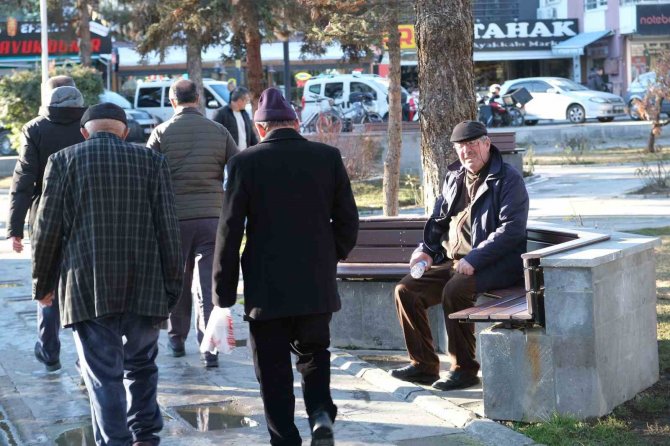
[343,217,425,263]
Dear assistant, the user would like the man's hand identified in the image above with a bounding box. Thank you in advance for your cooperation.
[9,236,23,253]
[454,259,475,276]
[410,251,433,270]
[38,291,54,308]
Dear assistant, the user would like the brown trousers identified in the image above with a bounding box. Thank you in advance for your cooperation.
[394,260,478,376]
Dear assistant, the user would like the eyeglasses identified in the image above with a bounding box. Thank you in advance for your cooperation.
[453,138,483,152]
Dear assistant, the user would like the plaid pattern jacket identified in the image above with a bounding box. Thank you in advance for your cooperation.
[32,132,183,327]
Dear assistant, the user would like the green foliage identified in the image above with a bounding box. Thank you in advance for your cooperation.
[0,65,103,143]
[515,413,641,446]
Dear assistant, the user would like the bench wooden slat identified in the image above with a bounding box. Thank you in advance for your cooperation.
[488,301,530,320]
[346,247,415,263]
[355,229,423,246]
[448,294,524,320]
[510,309,533,320]
[356,219,426,229]
[468,296,527,320]
[482,286,526,299]
[337,263,408,280]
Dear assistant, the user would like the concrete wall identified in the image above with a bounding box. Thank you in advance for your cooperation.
[480,231,661,422]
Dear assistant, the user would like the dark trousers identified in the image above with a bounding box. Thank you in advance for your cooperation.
[168,218,218,347]
[394,260,478,376]
[36,288,60,362]
[249,313,337,446]
[72,313,162,446]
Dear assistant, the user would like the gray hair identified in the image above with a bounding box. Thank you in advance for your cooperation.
[256,120,298,131]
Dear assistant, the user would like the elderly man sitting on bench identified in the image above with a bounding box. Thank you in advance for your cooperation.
[390,120,529,391]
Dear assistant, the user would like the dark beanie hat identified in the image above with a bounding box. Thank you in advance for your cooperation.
[254,88,297,122]
[81,103,127,128]
[450,120,487,143]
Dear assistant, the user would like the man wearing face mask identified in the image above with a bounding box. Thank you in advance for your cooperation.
[389,120,529,391]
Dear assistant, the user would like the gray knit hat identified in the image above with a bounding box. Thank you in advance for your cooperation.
[48,86,84,108]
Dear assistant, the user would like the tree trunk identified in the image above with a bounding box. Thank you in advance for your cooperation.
[383,5,402,216]
[186,35,205,114]
[77,0,92,66]
[647,128,657,153]
[237,1,263,114]
[415,0,476,211]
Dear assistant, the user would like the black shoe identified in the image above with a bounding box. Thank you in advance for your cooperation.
[388,364,439,384]
[167,340,185,358]
[34,342,61,372]
[431,371,480,391]
[310,411,334,446]
[201,352,219,368]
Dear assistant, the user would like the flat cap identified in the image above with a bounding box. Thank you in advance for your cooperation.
[80,102,127,128]
[449,120,487,143]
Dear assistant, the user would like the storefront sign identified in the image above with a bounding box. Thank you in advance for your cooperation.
[637,4,670,36]
[0,20,112,58]
[474,19,578,51]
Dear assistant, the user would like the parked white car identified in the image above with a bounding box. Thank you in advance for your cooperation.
[301,72,407,122]
[134,79,232,121]
[499,77,625,124]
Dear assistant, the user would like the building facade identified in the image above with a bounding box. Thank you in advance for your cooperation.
[394,0,670,97]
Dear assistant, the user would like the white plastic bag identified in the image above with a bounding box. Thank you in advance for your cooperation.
[200,307,235,355]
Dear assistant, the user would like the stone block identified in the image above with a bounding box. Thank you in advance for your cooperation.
[543,288,595,337]
[480,327,556,422]
[332,280,406,350]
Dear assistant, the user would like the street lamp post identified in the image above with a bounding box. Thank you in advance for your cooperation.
[40,0,49,104]
[283,39,291,103]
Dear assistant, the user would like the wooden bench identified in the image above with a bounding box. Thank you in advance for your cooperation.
[337,217,610,328]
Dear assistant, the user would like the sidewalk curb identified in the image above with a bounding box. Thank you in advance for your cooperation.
[330,349,542,445]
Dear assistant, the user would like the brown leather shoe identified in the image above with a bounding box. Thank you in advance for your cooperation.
[389,364,439,384]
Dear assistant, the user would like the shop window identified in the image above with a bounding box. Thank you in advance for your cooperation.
[585,0,607,10]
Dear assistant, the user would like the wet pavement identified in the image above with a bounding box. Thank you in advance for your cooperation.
[0,192,536,445]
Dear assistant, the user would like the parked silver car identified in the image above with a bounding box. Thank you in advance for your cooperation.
[499,77,625,124]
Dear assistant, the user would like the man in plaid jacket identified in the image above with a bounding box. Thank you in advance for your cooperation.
[32,103,183,446]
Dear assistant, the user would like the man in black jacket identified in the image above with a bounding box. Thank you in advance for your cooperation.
[212,88,359,446]
[6,77,86,372]
[389,120,529,391]
[212,87,258,150]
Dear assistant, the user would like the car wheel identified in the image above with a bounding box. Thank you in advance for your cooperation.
[567,104,586,123]
[0,132,14,156]
[628,100,642,120]
[597,117,615,123]
[524,120,538,126]
[508,108,525,127]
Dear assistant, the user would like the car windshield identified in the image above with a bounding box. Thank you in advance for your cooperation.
[552,79,589,92]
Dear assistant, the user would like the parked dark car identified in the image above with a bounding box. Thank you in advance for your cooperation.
[625,72,670,120]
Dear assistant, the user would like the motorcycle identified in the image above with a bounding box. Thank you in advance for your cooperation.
[477,95,524,128]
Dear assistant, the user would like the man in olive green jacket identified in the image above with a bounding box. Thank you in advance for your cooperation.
[147,79,239,367]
